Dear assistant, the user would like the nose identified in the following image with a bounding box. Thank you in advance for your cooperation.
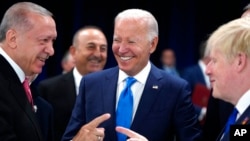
[93,47,102,57]
[118,43,129,53]
[45,44,54,56]
[205,62,211,75]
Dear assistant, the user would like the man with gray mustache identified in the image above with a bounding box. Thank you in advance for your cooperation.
[38,25,108,141]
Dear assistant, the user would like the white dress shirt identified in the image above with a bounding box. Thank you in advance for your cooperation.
[116,61,151,120]
[73,67,83,95]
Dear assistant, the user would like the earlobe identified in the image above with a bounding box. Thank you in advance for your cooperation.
[149,37,158,53]
[69,45,76,56]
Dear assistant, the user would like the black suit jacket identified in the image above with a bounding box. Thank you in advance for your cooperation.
[31,83,55,141]
[38,71,76,141]
[201,93,233,141]
[0,55,43,141]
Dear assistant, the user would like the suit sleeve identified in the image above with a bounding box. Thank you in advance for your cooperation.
[61,77,86,141]
[174,81,202,141]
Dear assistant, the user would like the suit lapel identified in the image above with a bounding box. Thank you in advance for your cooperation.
[10,78,43,140]
[216,127,227,141]
[103,68,118,115]
[131,65,162,130]
[63,71,77,104]
[102,67,119,140]
[0,55,43,140]
[218,106,250,141]
[236,106,250,125]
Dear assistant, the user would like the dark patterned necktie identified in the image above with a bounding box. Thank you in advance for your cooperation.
[23,78,34,106]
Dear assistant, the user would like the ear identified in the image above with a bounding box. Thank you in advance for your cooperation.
[6,29,17,49]
[236,52,247,72]
[149,36,158,54]
[69,45,76,57]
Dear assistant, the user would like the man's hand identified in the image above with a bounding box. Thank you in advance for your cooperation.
[72,113,110,141]
[116,126,148,141]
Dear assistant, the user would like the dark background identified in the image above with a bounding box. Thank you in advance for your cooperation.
[0,0,249,82]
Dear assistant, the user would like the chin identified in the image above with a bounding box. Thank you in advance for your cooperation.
[212,90,223,100]
[89,68,102,73]
[118,65,128,72]
[34,67,43,74]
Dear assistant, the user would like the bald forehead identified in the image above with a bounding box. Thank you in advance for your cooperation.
[77,29,106,41]
[242,9,250,18]
[76,28,107,45]
[79,28,103,36]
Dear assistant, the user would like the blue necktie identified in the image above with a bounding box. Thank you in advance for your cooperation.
[224,108,238,134]
[116,77,136,141]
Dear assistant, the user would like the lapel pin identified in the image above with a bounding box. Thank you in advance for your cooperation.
[152,85,158,89]
[33,105,37,113]
[241,117,249,125]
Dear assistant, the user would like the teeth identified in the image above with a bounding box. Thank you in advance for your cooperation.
[38,57,46,62]
[121,56,132,61]
[90,60,99,63]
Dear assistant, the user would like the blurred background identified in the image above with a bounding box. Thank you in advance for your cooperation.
[0,0,249,83]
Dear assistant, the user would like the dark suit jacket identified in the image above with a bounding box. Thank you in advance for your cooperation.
[38,71,76,141]
[201,94,233,141]
[180,64,206,90]
[218,105,250,141]
[180,64,208,115]
[31,83,55,141]
[62,64,201,141]
[0,55,43,141]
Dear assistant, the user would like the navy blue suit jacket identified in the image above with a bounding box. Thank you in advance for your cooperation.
[181,64,208,115]
[62,64,201,141]
[218,105,250,141]
[181,64,206,91]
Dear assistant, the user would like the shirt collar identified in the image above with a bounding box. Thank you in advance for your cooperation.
[118,61,151,85]
[235,89,250,116]
[0,47,25,83]
[73,67,83,86]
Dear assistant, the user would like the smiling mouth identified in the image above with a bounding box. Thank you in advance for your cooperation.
[120,56,132,61]
[89,59,101,64]
[38,56,48,62]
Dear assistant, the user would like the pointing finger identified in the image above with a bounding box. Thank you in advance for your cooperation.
[115,126,148,141]
[85,113,111,128]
